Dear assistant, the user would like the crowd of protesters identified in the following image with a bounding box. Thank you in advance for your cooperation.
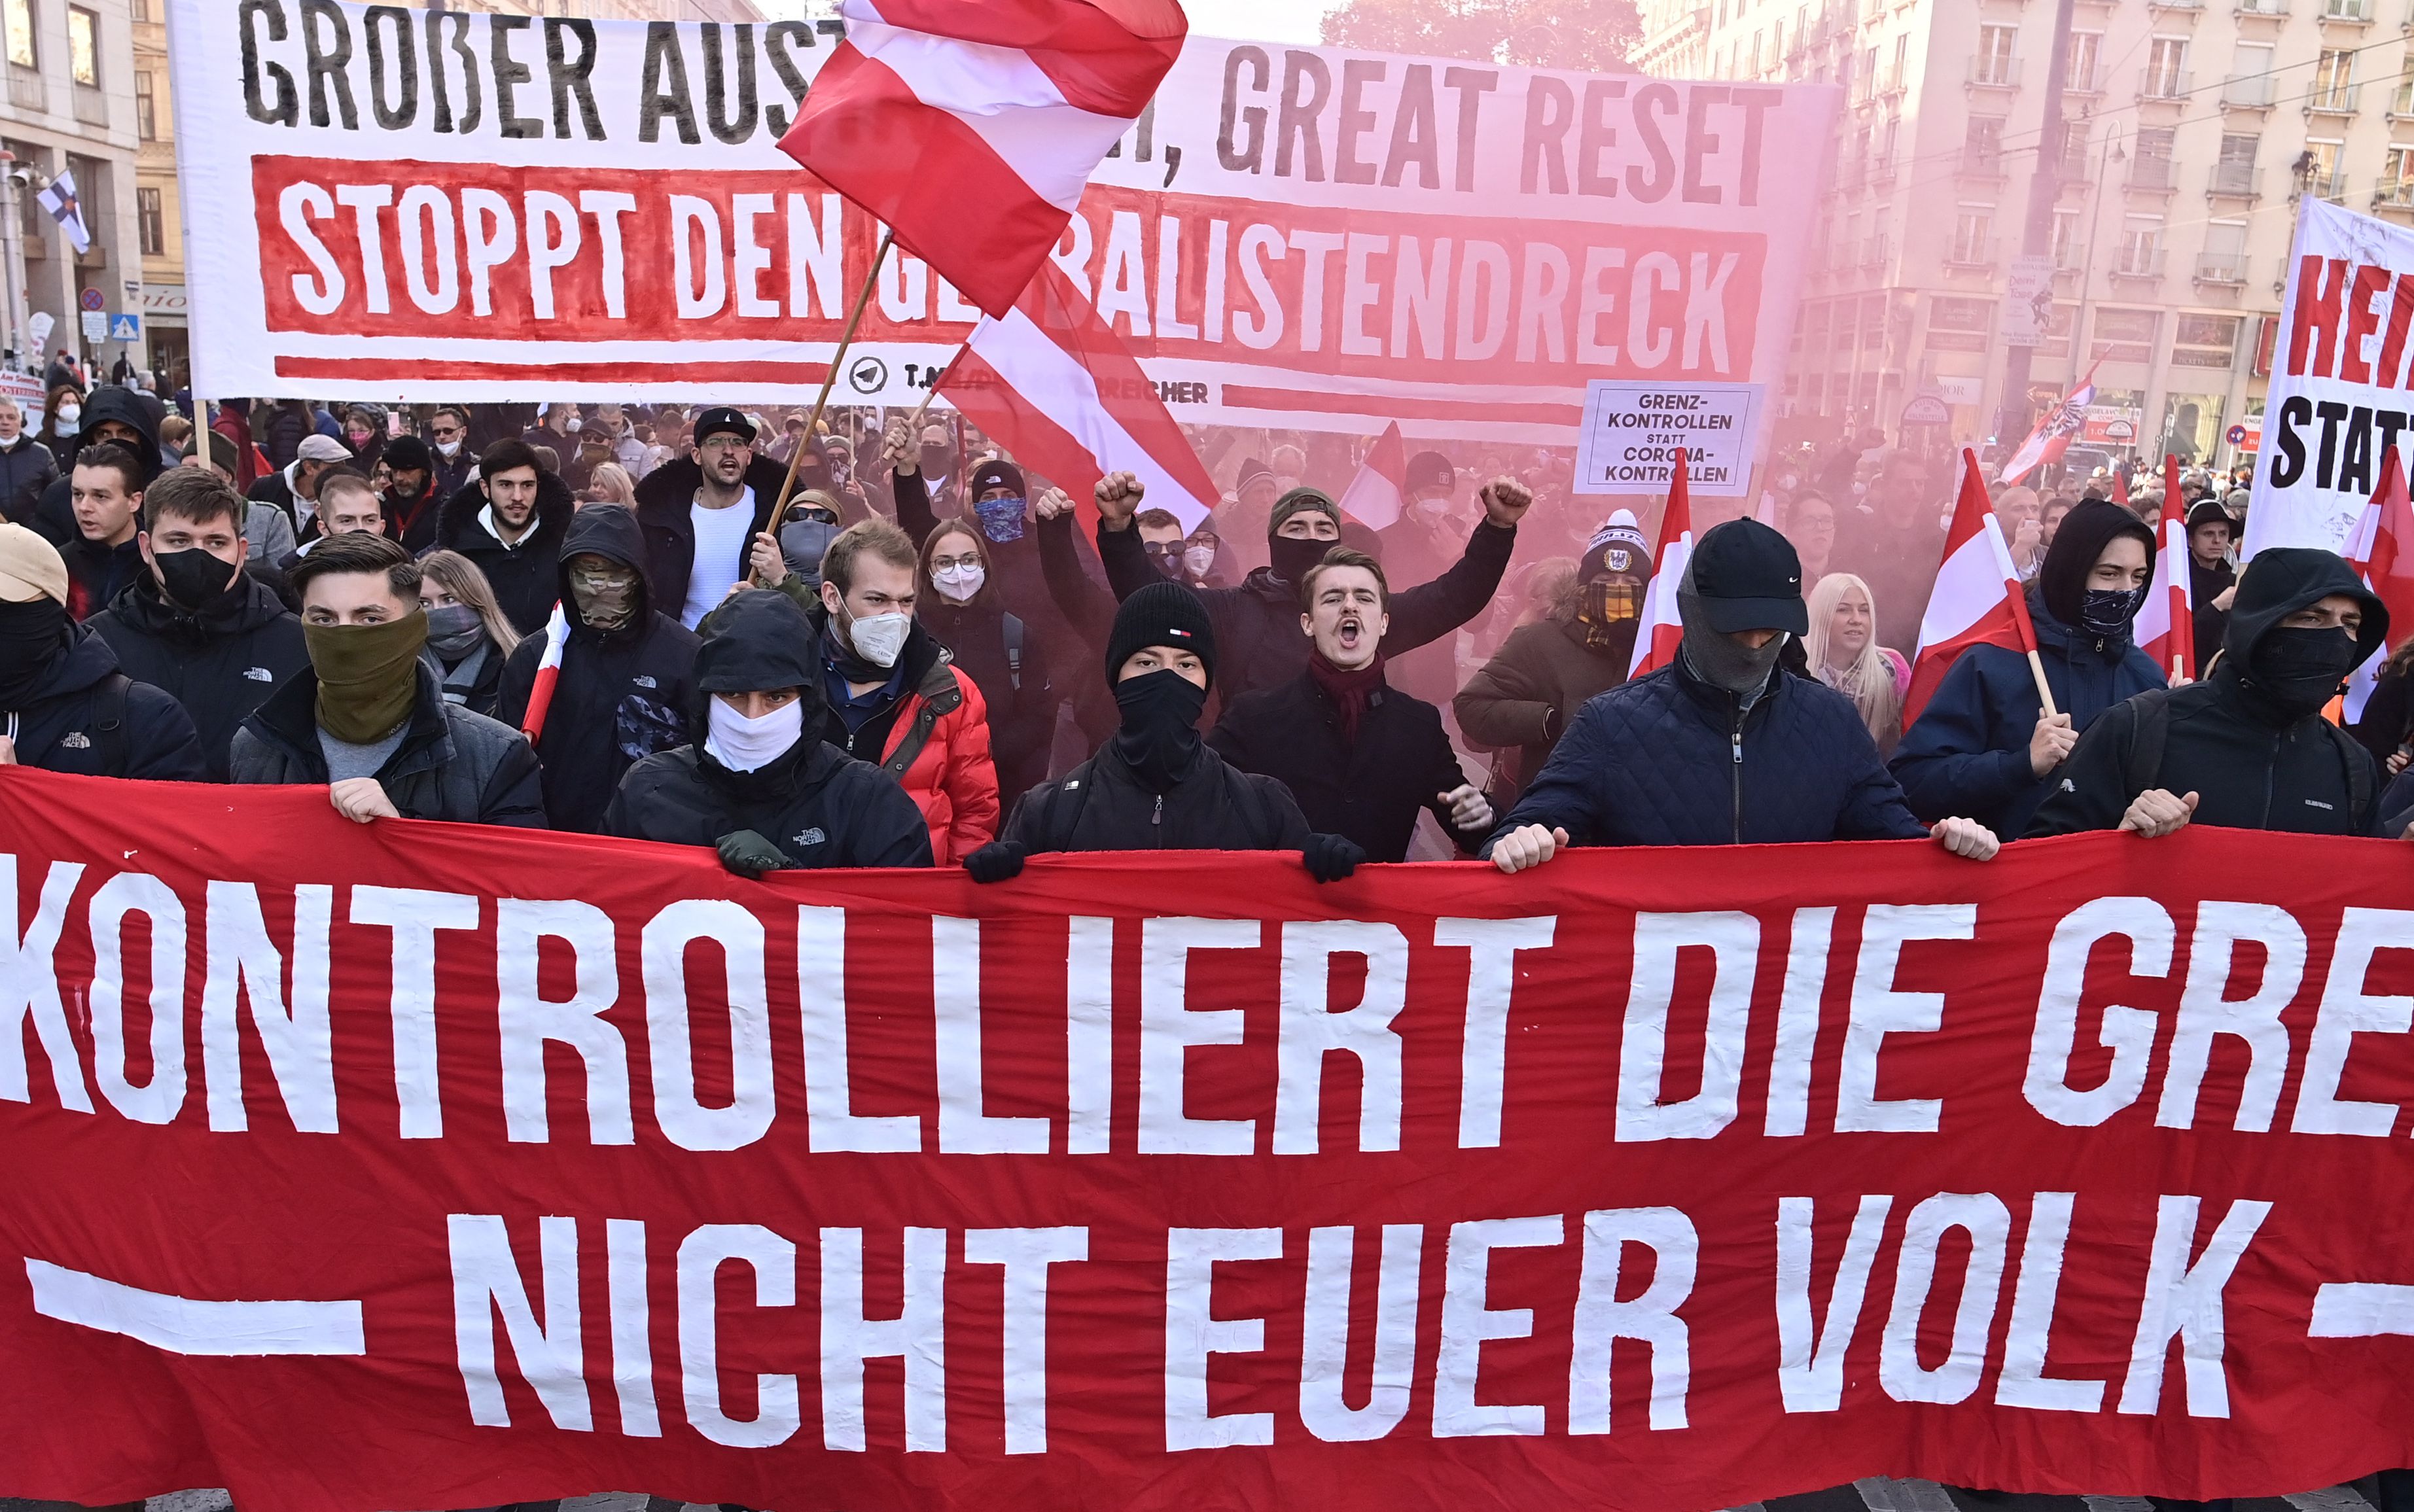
[1,381,2408,914]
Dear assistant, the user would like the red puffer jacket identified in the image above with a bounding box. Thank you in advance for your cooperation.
[874,655,1000,864]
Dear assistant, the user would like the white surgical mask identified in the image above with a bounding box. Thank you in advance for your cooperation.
[847,610,912,667]
[932,563,985,603]
[1184,544,1216,577]
[53,404,79,429]
[703,695,803,773]
[435,439,462,458]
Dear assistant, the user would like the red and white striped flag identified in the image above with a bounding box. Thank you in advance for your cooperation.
[1627,448,1695,678]
[1905,449,2040,725]
[2133,455,2194,683]
[942,262,1218,529]
[517,604,573,743]
[1997,360,2101,486]
[777,0,1186,318]
[2343,444,2414,721]
[1337,423,1407,529]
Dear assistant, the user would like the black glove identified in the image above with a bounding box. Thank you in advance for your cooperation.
[1301,832,1366,883]
[716,829,789,879]
[965,839,1028,884]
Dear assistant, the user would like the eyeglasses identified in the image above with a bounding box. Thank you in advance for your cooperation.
[700,436,751,454]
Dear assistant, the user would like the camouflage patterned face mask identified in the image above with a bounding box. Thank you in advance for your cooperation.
[568,557,640,632]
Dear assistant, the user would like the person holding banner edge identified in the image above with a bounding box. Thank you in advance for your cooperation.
[1483,519,2001,871]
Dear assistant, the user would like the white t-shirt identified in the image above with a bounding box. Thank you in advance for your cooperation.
[682,486,756,629]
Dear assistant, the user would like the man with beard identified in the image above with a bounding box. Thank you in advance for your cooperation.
[607,589,931,873]
[962,580,1360,881]
[1091,468,1527,702]
[1456,511,1651,809]
[633,406,785,630]
[2029,548,2397,839]
[498,503,700,834]
[1211,547,1493,864]
[435,438,575,635]
[86,469,308,779]
[230,532,543,825]
[1483,519,2002,870]
[0,521,204,777]
[378,434,441,554]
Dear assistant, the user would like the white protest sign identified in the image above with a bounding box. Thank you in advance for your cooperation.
[1574,380,1762,496]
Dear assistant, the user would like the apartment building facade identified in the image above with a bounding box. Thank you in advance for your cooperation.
[1640,0,2414,470]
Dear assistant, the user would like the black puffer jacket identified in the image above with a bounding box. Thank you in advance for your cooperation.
[228,661,547,827]
[0,434,57,523]
[1211,668,1482,863]
[1003,736,1311,854]
[3,621,205,779]
[85,569,309,780]
[29,387,162,548]
[631,452,787,621]
[1097,515,1516,701]
[497,504,701,834]
[603,591,932,868]
[432,469,577,635]
[2028,548,2388,838]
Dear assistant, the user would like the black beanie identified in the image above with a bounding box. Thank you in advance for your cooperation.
[383,434,433,473]
[1105,579,1216,686]
[2036,498,2155,629]
[968,458,1025,497]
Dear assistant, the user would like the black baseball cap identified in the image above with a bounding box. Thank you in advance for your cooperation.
[1689,519,1808,635]
[694,407,757,448]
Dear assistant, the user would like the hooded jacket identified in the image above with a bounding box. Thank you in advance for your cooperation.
[1455,615,1635,808]
[1002,732,1313,855]
[2027,548,2388,837]
[1095,512,1516,701]
[85,567,310,780]
[28,387,162,548]
[631,451,789,622]
[497,504,701,834]
[3,619,206,780]
[604,590,933,868]
[228,659,547,826]
[1483,648,1928,853]
[433,468,577,635]
[705,580,1001,863]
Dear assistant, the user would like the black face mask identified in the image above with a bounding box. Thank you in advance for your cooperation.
[1112,669,1206,790]
[2078,586,2147,639]
[0,597,67,709]
[1268,533,1330,586]
[2246,625,2362,720]
[152,546,240,610]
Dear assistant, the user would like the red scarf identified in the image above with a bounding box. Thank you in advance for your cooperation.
[1307,650,1385,745]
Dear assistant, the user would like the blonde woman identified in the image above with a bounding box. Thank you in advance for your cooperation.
[1804,572,1908,756]
[584,461,635,506]
[417,550,524,718]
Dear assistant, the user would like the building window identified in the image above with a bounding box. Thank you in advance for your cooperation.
[2144,37,2188,99]
[2216,133,2258,195]
[2313,48,2357,111]
[2052,208,2082,268]
[134,69,153,139]
[1965,114,2006,174]
[1975,26,2016,86]
[136,185,160,255]
[1889,33,1908,90]
[2092,309,2161,364]
[66,5,94,86]
[2118,218,2165,277]
[2197,224,2249,283]
[5,0,33,69]
[2131,127,2176,190]
[2387,147,2414,205]
[2068,32,2102,92]
[1951,205,1994,265]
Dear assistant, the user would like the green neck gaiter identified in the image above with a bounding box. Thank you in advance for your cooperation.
[305,613,427,744]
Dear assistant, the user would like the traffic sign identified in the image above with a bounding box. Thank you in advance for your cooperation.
[77,287,103,312]
[2103,419,2137,442]
[2228,424,2248,446]
[1900,395,1951,426]
[79,310,105,341]
[107,313,139,341]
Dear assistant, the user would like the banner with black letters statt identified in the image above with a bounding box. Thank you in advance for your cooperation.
[7,765,2414,1512]
[166,1,1836,443]
[2248,196,2414,555]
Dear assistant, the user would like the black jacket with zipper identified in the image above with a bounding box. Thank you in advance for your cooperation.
[432,470,577,635]
[4,622,206,780]
[1002,737,1311,854]
[605,730,933,869]
[228,661,548,827]
[85,570,309,780]
[1211,667,1483,862]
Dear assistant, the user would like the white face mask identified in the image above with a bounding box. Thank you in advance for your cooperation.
[847,610,912,667]
[435,439,462,458]
[703,695,803,773]
[1183,544,1216,577]
[1414,495,1451,518]
[932,563,985,603]
[53,404,79,429]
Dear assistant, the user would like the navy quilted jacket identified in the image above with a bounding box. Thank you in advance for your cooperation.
[1482,654,1927,851]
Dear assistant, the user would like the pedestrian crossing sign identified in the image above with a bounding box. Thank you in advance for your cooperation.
[107,313,139,341]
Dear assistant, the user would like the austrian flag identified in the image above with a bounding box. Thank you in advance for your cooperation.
[778,0,1187,317]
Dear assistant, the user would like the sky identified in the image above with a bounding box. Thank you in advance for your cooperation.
[751,0,1334,44]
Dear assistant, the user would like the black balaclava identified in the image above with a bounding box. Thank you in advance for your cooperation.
[2037,499,2156,638]
[1675,556,1786,699]
[1266,487,1342,586]
[2222,547,2388,726]
[2248,628,2362,720]
[0,597,67,709]
[1113,670,1206,790]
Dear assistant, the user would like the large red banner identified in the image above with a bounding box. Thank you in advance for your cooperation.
[3,767,2413,1512]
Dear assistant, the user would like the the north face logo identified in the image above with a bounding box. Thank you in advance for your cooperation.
[243,666,274,682]
[790,827,826,847]
[632,675,657,689]
[58,731,88,748]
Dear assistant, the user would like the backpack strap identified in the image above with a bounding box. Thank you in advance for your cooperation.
[2119,688,2172,800]
[92,673,132,779]
[1002,612,1024,692]
[2329,722,2375,826]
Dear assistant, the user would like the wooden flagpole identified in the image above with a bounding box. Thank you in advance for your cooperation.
[772,227,895,521]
